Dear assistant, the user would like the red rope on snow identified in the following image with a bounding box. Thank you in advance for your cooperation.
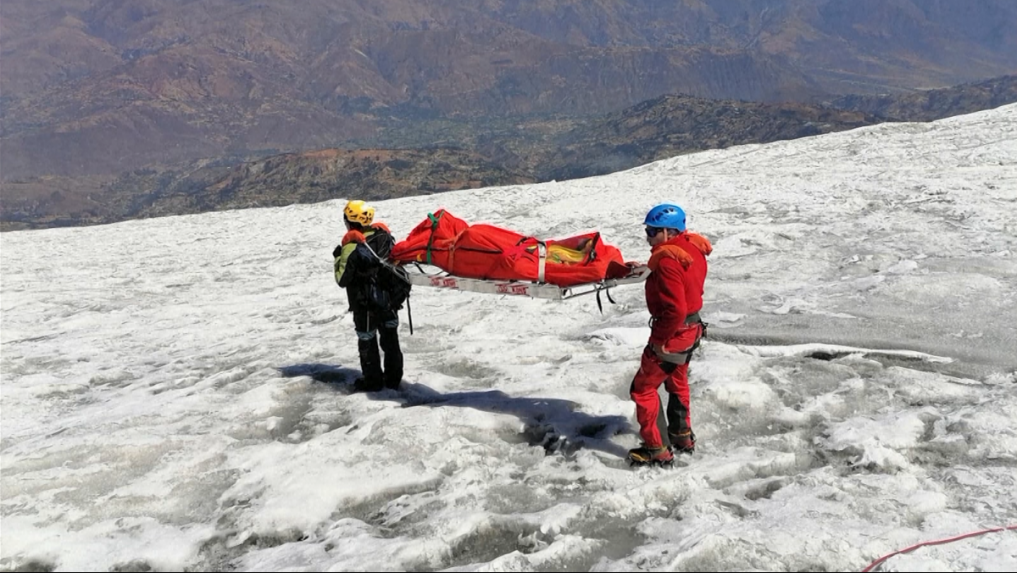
[861,524,1017,572]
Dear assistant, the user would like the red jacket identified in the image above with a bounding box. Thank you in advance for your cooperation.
[645,232,712,346]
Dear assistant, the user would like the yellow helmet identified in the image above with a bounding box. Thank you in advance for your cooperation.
[344,200,374,226]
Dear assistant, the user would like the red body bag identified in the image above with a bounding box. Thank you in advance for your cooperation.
[390,210,632,287]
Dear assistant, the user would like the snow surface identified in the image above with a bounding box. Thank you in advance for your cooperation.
[2,105,1016,572]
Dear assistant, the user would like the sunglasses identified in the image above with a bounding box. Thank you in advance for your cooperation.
[645,227,666,238]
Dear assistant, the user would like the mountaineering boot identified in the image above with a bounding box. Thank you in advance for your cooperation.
[383,372,402,391]
[668,430,696,455]
[353,377,383,393]
[627,444,675,467]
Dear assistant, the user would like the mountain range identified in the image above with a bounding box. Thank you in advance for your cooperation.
[3,74,1015,231]
[2,0,1017,229]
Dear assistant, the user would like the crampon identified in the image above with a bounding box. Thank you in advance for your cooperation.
[626,445,675,468]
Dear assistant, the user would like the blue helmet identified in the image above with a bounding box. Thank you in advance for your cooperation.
[644,203,686,231]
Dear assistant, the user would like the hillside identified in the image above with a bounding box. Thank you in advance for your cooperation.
[5,75,1017,231]
[0,97,878,230]
[0,148,533,230]
[3,0,1016,183]
[830,74,1017,121]
[532,96,877,180]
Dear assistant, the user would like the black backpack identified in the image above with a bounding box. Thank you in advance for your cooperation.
[364,231,412,312]
[369,264,411,312]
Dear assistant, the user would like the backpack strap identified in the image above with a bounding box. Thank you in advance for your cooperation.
[424,212,441,265]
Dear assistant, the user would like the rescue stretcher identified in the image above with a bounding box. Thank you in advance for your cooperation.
[390,209,652,307]
[404,261,652,302]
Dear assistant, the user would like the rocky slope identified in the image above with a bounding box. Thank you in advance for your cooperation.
[532,97,877,181]
[2,76,1014,231]
[0,149,533,230]
[830,74,1017,122]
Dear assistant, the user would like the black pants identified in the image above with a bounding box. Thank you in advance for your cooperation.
[353,308,403,390]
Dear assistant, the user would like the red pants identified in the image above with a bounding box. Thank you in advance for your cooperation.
[630,325,701,448]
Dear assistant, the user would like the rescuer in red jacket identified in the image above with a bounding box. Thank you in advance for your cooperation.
[628,203,713,466]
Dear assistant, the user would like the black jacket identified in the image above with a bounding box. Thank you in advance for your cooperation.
[333,227,397,312]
